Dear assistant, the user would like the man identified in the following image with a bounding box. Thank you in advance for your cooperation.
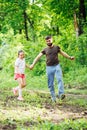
[30,36,74,102]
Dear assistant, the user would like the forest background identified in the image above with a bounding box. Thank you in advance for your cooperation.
[0,0,87,129]
[0,0,87,88]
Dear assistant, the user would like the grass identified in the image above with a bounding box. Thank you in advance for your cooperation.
[35,119,87,130]
[0,119,87,130]
[0,67,87,91]
[0,69,87,129]
[65,88,87,95]
[0,87,87,129]
[64,66,87,89]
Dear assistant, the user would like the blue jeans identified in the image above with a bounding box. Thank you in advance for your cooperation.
[46,64,64,101]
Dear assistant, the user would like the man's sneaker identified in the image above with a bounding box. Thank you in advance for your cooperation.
[13,88,18,95]
[61,94,65,100]
[17,96,24,101]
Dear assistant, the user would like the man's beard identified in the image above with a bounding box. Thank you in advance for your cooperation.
[47,43,52,46]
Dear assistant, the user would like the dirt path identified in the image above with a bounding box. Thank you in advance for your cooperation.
[0,89,87,129]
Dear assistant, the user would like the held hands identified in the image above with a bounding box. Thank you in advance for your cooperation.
[69,56,75,60]
[29,64,34,70]
[26,63,34,70]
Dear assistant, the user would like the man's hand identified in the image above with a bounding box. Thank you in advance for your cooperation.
[69,56,75,60]
[30,64,34,70]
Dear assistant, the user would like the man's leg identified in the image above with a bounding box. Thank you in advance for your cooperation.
[55,64,64,98]
[46,66,56,101]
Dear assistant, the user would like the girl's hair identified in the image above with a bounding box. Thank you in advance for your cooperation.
[18,50,24,56]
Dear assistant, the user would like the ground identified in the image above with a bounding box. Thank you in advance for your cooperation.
[0,89,87,130]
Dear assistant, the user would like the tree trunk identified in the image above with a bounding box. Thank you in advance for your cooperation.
[74,13,79,38]
[30,0,35,4]
[79,0,86,35]
[23,11,29,41]
[19,29,22,34]
[26,15,36,41]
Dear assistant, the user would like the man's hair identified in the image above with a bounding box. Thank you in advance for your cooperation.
[45,36,52,40]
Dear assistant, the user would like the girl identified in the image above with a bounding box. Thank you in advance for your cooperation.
[13,50,30,101]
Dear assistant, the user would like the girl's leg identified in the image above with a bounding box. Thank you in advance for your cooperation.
[17,78,24,100]
[13,86,19,95]
[13,76,26,100]
[22,77,26,88]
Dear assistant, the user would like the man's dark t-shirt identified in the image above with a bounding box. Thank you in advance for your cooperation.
[41,45,60,66]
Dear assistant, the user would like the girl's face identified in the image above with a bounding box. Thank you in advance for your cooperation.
[18,52,24,59]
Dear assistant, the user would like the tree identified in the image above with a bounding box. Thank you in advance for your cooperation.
[78,0,86,35]
[0,0,29,40]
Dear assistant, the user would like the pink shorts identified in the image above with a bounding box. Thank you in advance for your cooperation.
[14,73,25,80]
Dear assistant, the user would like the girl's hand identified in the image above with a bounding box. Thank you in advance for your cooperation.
[26,64,30,69]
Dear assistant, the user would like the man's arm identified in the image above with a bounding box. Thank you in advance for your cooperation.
[59,50,74,60]
[30,52,43,69]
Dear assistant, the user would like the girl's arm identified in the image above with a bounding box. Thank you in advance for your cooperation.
[26,64,30,69]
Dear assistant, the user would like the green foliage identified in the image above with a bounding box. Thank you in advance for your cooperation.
[36,119,87,130]
[0,28,87,82]
[0,31,25,73]
[0,0,29,34]
[64,66,87,89]
[75,34,87,65]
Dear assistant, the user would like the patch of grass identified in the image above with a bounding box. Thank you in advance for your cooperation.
[0,118,87,130]
[0,69,87,94]
[66,95,87,108]
[36,118,87,130]
[65,88,87,95]
[0,70,48,91]
[26,73,48,91]
[64,67,87,89]
[0,118,39,130]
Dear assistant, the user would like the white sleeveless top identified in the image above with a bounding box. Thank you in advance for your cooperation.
[15,58,25,74]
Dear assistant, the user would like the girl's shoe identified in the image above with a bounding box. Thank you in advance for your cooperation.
[17,96,24,101]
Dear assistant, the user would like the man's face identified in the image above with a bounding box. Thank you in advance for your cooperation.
[46,38,53,46]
